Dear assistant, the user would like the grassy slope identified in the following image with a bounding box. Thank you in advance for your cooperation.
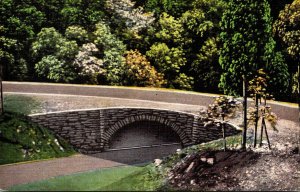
[0,95,76,164]
[3,94,43,115]
[0,113,76,165]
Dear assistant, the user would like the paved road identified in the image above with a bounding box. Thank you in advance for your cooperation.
[3,81,298,122]
[0,144,180,189]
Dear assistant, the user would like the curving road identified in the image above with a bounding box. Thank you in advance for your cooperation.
[3,81,299,122]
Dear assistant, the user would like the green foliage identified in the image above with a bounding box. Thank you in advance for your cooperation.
[273,0,300,100]
[191,37,221,92]
[35,56,74,82]
[202,96,241,120]
[93,22,127,85]
[65,25,89,45]
[32,27,65,57]
[0,0,46,80]
[181,0,226,92]
[248,69,278,131]
[155,13,185,45]
[0,26,24,80]
[219,0,277,96]
[32,27,79,82]
[0,0,297,100]
[144,0,193,17]
[0,112,76,165]
[292,71,299,94]
[124,50,165,87]
[146,43,193,90]
[60,0,105,30]
[266,51,290,96]
[274,0,300,61]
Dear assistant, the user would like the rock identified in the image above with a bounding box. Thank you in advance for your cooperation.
[190,179,196,185]
[207,158,214,165]
[185,162,195,173]
[154,159,162,167]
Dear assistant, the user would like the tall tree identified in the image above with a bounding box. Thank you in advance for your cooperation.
[181,0,227,92]
[275,0,300,152]
[219,0,280,149]
[93,22,127,85]
[273,0,300,124]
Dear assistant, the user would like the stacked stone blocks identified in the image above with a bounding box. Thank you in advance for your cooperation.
[29,107,241,154]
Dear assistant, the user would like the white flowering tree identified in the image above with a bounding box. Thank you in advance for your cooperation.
[106,0,155,33]
[73,43,105,84]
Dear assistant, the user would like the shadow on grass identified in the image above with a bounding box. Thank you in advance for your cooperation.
[9,165,149,191]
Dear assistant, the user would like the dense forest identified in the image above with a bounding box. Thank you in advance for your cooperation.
[0,0,298,101]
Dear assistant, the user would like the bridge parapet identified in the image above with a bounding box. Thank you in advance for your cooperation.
[28,107,241,154]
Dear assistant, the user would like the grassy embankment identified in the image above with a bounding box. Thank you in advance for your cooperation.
[0,94,75,165]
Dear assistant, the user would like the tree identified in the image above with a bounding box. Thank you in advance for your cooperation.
[273,0,300,124]
[93,22,127,85]
[201,96,241,151]
[219,0,279,149]
[72,43,105,84]
[106,0,155,33]
[0,0,46,80]
[32,27,79,82]
[155,12,185,46]
[65,25,89,45]
[60,0,106,30]
[179,0,226,92]
[146,43,193,90]
[248,69,278,148]
[143,0,193,18]
[124,50,165,87]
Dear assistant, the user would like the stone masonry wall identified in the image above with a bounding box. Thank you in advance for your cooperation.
[29,108,241,154]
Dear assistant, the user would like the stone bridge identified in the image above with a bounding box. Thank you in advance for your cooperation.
[28,107,241,154]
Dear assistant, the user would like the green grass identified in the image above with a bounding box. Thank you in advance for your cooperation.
[9,165,163,191]
[3,94,43,115]
[0,112,76,165]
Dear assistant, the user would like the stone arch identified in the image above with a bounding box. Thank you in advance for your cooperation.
[103,114,192,148]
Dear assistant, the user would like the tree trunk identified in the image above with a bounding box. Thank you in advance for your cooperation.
[263,118,271,149]
[242,75,247,150]
[298,63,300,153]
[254,94,259,148]
[222,115,226,151]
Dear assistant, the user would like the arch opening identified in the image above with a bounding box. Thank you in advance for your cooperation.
[106,120,182,151]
